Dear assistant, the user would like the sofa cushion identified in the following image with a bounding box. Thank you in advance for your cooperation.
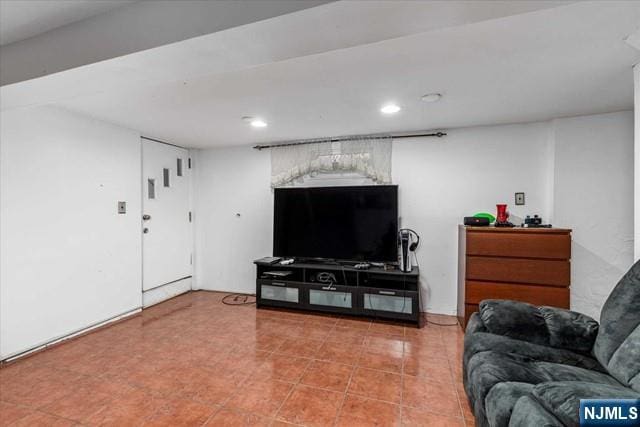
[478,300,599,354]
[508,396,563,427]
[607,324,640,391]
[540,306,599,354]
[532,381,640,427]
[466,352,543,424]
[479,300,550,346]
[464,330,606,379]
[466,311,487,335]
[533,362,623,387]
[594,261,640,392]
[466,351,623,426]
[485,382,533,427]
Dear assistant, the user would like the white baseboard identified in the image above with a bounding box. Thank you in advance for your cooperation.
[2,307,141,363]
[143,277,192,308]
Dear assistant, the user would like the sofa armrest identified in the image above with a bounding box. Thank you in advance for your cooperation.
[465,312,487,335]
[533,381,640,427]
[479,300,599,354]
[539,305,599,353]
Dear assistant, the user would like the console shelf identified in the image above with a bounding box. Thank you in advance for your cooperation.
[254,260,421,326]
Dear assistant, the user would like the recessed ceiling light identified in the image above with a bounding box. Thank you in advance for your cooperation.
[250,119,268,128]
[380,104,401,114]
[421,93,442,103]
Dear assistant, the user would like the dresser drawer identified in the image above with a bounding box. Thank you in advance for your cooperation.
[466,257,569,287]
[466,231,570,259]
[466,281,569,307]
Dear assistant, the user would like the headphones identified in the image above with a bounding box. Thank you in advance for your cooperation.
[316,272,337,284]
[399,228,420,252]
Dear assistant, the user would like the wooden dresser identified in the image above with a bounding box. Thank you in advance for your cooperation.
[457,226,571,328]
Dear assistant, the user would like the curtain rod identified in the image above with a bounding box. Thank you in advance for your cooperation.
[141,135,184,149]
[252,130,446,150]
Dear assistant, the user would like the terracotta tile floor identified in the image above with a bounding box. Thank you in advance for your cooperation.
[0,291,473,426]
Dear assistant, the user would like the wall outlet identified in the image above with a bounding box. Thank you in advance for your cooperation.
[118,201,126,214]
[515,192,525,206]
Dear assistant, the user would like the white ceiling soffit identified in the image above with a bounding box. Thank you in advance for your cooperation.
[626,27,640,52]
[0,0,135,46]
[1,0,571,107]
[3,1,639,148]
[0,0,332,86]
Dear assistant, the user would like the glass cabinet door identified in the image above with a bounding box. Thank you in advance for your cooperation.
[261,284,299,303]
[309,288,352,309]
[363,291,413,314]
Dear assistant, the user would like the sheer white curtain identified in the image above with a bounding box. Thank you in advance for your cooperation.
[270,136,392,188]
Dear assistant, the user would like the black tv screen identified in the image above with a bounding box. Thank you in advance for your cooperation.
[273,185,398,262]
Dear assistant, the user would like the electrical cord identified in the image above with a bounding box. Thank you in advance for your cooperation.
[413,253,457,326]
[400,273,407,315]
[340,265,349,302]
[222,293,256,305]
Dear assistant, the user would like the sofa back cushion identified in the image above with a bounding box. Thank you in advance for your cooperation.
[478,300,599,354]
[594,260,640,391]
[479,300,550,346]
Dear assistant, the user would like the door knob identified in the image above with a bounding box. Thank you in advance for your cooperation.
[142,214,151,220]
[143,228,149,234]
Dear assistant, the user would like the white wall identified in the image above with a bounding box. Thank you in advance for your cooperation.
[0,106,142,359]
[553,111,634,320]
[393,123,553,314]
[194,122,553,314]
[194,113,633,317]
[193,146,273,294]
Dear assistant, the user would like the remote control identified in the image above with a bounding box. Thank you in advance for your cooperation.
[280,258,294,265]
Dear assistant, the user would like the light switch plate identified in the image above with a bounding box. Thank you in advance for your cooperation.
[515,192,525,206]
[118,201,126,214]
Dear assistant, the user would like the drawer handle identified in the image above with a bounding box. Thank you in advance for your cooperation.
[270,282,286,287]
[321,286,337,291]
[378,291,396,296]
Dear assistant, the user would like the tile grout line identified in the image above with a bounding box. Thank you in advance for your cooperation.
[202,330,285,425]
[442,329,468,423]
[271,317,340,426]
[399,324,407,427]
[331,319,369,427]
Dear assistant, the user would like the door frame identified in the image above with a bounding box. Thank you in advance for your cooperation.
[140,136,194,303]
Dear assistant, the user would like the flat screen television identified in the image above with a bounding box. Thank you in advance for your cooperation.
[273,185,398,262]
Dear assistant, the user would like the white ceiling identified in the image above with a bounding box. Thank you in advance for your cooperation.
[0,0,570,109]
[0,0,135,46]
[1,1,638,148]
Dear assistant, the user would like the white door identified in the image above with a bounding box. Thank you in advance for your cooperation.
[142,139,192,291]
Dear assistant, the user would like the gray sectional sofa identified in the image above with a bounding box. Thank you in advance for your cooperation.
[463,260,640,426]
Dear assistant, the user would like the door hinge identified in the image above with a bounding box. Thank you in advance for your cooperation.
[190,253,193,265]
[189,211,192,222]
[188,158,192,169]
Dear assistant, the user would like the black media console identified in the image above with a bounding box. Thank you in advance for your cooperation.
[254,260,421,326]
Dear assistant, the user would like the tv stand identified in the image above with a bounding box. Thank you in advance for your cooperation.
[254,259,421,326]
